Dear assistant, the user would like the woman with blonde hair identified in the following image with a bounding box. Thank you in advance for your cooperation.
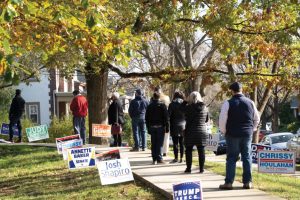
[181,91,209,173]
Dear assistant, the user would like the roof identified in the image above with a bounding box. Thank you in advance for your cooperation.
[268,132,294,137]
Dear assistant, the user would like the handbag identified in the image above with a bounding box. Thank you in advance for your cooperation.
[111,104,122,135]
[111,123,122,135]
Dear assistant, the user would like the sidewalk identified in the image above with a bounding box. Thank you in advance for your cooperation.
[0,143,287,199]
[121,149,284,200]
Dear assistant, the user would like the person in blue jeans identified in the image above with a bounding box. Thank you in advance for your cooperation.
[219,82,260,190]
[129,89,149,151]
[146,92,169,164]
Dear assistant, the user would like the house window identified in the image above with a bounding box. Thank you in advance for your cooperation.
[25,103,40,124]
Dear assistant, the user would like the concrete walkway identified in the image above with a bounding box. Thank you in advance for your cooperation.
[121,149,284,200]
[0,143,286,199]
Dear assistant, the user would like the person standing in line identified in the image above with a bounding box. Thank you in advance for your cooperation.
[128,89,149,151]
[154,86,171,156]
[8,89,25,143]
[70,90,88,144]
[108,92,125,147]
[181,91,208,173]
[219,82,260,190]
[168,91,186,163]
[146,92,169,165]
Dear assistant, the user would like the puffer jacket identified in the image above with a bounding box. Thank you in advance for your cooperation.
[168,98,186,136]
[181,101,209,146]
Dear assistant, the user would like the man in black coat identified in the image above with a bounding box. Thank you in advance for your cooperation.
[145,92,169,165]
[9,89,25,143]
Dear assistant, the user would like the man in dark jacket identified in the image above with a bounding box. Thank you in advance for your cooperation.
[70,90,88,144]
[219,82,260,190]
[9,89,25,143]
[108,92,125,147]
[128,89,149,151]
[146,92,169,164]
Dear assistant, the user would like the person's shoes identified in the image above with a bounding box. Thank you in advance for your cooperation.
[199,170,204,174]
[170,159,178,164]
[219,183,233,190]
[184,168,191,174]
[163,153,167,157]
[130,148,139,152]
[16,139,22,143]
[152,161,157,165]
[179,158,183,163]
[142,148,146,151]
[157,160,167,165]
[243,182,253,189]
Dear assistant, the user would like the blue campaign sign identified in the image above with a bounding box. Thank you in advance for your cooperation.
[251,144,272,163]
[173,181,202,200]
[1,123,19,137]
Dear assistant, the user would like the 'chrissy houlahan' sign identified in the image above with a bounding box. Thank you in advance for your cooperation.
[97,158,134,185]
[258,150,295,174]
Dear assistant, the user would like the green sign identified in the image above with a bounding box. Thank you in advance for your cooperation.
[26,125,49,142]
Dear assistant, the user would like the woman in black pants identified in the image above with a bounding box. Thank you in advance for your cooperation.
[181,91,208,173]
[108,92,125,147]
[168,91,186,163]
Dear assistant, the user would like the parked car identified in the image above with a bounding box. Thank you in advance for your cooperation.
[258,130,273,142]
[287,135,300,163]
[260,132,294,150]
[214,133,226,155]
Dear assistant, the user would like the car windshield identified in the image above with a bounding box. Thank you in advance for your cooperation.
[271,134,293,144]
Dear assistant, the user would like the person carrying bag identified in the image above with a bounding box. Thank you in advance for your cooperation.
[108,92,124,147]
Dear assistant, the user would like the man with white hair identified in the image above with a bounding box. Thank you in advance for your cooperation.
[108,92,125,147]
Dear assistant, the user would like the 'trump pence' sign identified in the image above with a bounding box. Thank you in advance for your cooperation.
[173,181,202,200]
[67,147,96,169]
[97,158,134,185]
[251,144,271,163]
[26,125,49,142]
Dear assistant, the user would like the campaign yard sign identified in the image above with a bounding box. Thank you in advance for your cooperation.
[1,123,19,137]
[205,133,219,152]
[97,158,134,185]
[173,181,202,200]
[251,144,272,163]
[56,135,81,154]
[258,150,295,174]
[92,124,111,137]
[96,149,121,162]
[26,125,49,142]
[67,147,96,169]
[62,139,83,160]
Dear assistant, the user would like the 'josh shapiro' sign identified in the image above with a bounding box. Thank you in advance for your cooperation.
[258,150,295,174]
[97,158,134,185]
[173,181,202,200]
[205,133,219,152]
[67,147,96,169]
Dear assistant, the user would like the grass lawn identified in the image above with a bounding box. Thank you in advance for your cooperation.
[203,160,300,200]
[0,145,165,200]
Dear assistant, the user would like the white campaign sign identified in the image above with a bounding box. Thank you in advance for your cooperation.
[97,158,134,185]
[205,133,219,152]
[62,139,83,160]
[67,147,96,169]
[258,150,295,174]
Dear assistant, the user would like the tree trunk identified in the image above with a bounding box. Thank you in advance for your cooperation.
[85,61,108,144]
[273,86,279,132]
